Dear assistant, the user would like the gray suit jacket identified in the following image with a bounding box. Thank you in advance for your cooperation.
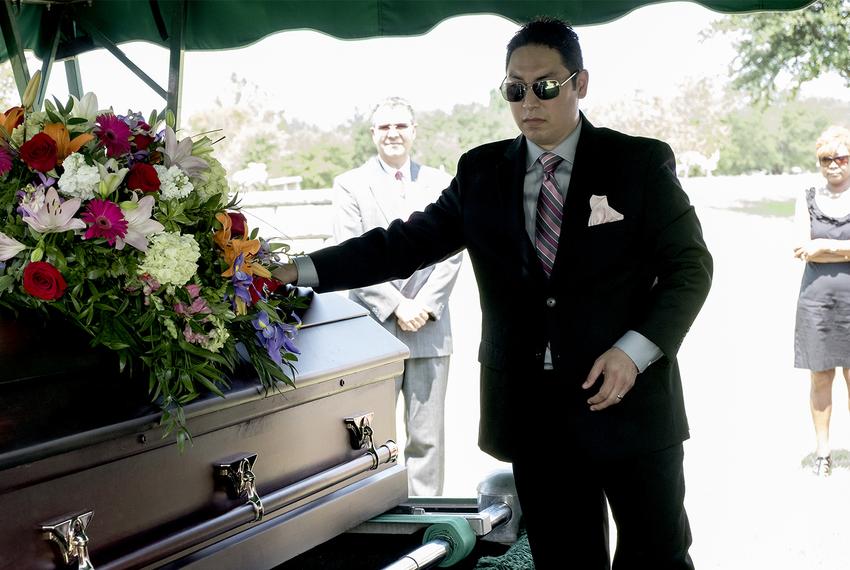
[332,156,462,358]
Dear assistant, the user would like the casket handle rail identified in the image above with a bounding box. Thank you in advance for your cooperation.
[214,453,264,521]
[41,511,96,570]
[92,417,398,569]
[344,412,385,468]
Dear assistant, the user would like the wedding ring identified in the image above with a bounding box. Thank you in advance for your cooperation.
[616,393,624,400]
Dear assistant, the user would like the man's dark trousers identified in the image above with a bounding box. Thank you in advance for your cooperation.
[511,373,694,570]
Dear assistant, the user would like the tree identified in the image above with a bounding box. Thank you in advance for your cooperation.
[270,89,517,188]
[0,63,20,109]
[711,0,850,102]
[187,73,289,173]
[269,125,359,189]
[715,97,850,175]
[414,89,516,175]
[587,78,733,175]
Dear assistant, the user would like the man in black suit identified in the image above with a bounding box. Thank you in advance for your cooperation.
[273,17,711,569]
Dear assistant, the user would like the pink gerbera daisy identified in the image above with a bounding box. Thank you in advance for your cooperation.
[95,114,132,157]
[82,199,128,246]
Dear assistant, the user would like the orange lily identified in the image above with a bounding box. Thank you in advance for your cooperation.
[0,107,24,139]
[214,212,271,278]
[41,123,95,164]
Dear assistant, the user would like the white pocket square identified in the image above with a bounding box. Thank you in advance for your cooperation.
[588,195,624,226]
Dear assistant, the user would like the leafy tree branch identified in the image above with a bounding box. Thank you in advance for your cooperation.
[711,0,850,102]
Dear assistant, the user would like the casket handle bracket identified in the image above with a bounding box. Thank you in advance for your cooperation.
[41,510,96,570]
[214,453,264,521]
[344,412,391,469]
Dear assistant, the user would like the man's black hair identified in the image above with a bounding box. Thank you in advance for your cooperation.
[506,17,583,85]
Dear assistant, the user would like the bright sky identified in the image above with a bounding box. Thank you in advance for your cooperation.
[36,1,848,130]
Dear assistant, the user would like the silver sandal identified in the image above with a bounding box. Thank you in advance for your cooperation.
[813,455,832,477]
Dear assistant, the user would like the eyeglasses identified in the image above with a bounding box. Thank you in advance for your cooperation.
[819,155,849,167]
[374,123,411,132]
[499,70,580,103]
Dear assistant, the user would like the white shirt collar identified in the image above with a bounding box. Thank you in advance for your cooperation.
[377,156,412,181]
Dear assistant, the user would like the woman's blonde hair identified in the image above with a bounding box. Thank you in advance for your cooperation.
[815,126,850,157]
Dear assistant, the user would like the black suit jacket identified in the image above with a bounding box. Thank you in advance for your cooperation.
[312,116,713,462]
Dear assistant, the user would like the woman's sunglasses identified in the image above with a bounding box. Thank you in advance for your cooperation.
[499,70,580,103]
[819,155,849,167]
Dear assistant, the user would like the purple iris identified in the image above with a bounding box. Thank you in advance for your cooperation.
[252,310,301,366]
[231,254,253,307]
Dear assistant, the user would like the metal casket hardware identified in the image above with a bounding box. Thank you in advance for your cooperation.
[214,454,264,521]
[41,510,95,570]
[344,412,380,468]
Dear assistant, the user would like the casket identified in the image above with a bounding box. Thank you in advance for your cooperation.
[0,293,409,569]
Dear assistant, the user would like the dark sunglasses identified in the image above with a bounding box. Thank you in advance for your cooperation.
[819,155,849,167]
[499,70,580,103]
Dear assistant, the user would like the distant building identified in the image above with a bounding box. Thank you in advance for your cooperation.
[230,162,302,192]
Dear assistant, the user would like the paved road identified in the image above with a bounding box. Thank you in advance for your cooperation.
[401,173,850,569]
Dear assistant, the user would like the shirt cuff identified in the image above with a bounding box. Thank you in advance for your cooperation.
[293,255,319,288]
[614,330,663,374]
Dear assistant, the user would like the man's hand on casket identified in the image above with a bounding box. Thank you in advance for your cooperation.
[272,263,298,285]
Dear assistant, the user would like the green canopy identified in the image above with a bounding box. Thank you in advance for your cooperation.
[1,0,814,62]
[0,0,815,120]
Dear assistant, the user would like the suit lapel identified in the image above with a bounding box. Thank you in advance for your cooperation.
[502,136,545,281]
[366,157,404,225]
[552,115,596,281]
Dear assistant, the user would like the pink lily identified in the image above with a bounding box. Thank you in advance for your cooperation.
[162,127,209,178]
[0,232,26,261]
[115,194,165,252]
[22,187,86,234]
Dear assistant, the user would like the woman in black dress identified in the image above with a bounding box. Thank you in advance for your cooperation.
[794,125,850,477]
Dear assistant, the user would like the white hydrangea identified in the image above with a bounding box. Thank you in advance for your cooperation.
[58,152,100,200]
[203,316,230,353]
[193,156,231,207]
[11,111,48,146]
[139,232,200,286]
[154,164,194,200]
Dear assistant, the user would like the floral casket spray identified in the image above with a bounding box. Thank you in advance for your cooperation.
[0,73,305,446]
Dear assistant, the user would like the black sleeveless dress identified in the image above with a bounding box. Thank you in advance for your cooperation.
[795,187,850,370]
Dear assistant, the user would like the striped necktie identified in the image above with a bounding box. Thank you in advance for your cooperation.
[534,152,564,277]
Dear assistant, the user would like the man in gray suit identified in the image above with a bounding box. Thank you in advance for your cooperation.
[332,97,462,496]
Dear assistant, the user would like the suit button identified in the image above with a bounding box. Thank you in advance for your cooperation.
[545,297,557,308]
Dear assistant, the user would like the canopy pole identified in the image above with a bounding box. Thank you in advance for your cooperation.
[75,14,168,100]
[65,57,84,99]
[166,0,186,126]
[35,15,61,110]
[0,0,30,102]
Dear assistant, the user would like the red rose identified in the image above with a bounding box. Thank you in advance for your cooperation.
[23,261,67,301]
[133,134,154,151]
[126,162,160,192]
[250,276,283,304]
[19,132,58,172]
[228,212,248,238]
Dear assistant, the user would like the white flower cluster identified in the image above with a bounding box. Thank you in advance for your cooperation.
[139,231,200,286]
[193,156,231,206]
[203,316,230,353]
[58,152,100,200]
[154,164,194,200]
